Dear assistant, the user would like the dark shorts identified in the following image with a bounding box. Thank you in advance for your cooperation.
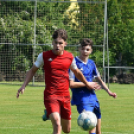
[44,96,71,120]
[76,101,101,119]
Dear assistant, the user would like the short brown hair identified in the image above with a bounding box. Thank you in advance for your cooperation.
[52,29,68,41]
[80,38,93,48]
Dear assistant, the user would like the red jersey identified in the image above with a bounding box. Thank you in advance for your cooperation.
[43,50,73,98]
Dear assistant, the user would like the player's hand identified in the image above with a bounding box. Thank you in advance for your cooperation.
[108,91,117,98]
[87,82,101,91]
[16,87,25,98]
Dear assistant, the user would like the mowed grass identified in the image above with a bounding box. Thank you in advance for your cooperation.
[0,83,134,134]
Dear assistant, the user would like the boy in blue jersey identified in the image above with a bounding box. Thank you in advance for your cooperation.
[69,38,117,134]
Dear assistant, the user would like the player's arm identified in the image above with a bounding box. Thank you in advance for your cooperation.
[16,52,44,98]
[69,70,99,89]
[22,65,38,88]
[69,58,101,90]
[70,79,100,90]
[69,68,86,88]
[16,65,39,98]
[70,67,101,90]
[95,76,117,98]
[70,79,85,88]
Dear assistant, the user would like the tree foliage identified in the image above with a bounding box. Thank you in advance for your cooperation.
[108,0,134,68]
[0,0,134,79]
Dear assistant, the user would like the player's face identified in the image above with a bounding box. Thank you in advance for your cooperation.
[79,45,92,57]
[52,38,67,55]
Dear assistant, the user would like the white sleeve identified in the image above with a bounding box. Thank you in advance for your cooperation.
[70,58,77,70]
[34,52,44,68]
[69,69,75,80]
[94,65,101,78]
[69,58,77,81]
[96,68,100,77]
[93,67,101,81]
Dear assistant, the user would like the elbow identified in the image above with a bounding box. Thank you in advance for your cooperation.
[69,81,74,89]
[70,85,74,89]
[69,83,73,88]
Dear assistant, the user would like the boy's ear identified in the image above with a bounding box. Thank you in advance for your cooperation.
[78,46,81,51]
[65,42,67,46]
[91,48,93,53]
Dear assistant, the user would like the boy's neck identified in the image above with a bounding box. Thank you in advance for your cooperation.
[52,49,64,56]
[78,56,88,63]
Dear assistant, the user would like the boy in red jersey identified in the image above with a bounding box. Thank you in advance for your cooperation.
[16,29,101,134]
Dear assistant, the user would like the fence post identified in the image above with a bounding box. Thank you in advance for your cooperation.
[32,0,37,86]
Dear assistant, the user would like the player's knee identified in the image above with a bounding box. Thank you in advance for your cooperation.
[53,123,61,133]
[51,119,61,132]
[54,120,61,128]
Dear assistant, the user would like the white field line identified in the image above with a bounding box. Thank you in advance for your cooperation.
[103,132,128,134]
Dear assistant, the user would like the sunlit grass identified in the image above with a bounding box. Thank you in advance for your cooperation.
[0,83,134,134]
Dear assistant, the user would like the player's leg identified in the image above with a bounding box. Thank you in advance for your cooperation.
[42,109,49,121]
[49,112,62,134]
[77,103,96,134]
[89,127,96,134]
[96,118,101,134]
[89,108,101,134]
[93,102,101,134]
[60,96,71,133]
[44,99,61,134]
[61,119,71,133]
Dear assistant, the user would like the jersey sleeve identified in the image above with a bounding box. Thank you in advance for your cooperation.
[69,58,77,81]
[34,52,44,68]
[69,69,75,81]
[70,58,77,70]
[93,63,100,78]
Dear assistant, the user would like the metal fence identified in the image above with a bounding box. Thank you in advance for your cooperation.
[0,0,107,86]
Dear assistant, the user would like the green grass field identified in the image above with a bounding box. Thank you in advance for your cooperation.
[0,83,134,134]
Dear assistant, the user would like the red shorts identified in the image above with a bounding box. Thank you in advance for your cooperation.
[44,96,71,120]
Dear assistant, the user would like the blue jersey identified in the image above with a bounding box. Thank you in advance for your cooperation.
[69,56,100,105]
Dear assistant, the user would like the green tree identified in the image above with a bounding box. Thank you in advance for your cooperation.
[108,0,134,68]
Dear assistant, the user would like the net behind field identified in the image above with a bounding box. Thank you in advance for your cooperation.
[0,0,105,86]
